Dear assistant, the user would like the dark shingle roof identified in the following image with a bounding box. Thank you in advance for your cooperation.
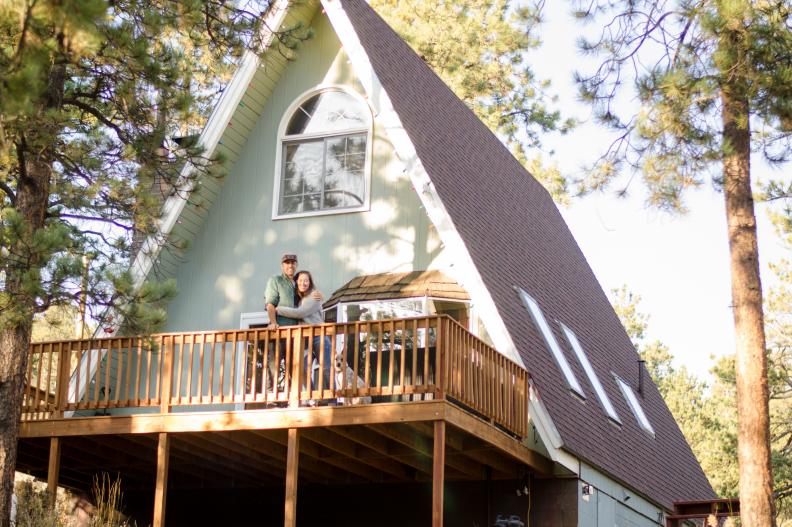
[325,270,468,308]
[340,0,715,509]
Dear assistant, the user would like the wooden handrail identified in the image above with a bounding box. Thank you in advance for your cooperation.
[21,316,530,437]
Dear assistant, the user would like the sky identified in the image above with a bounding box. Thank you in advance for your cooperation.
[528,3,788,379]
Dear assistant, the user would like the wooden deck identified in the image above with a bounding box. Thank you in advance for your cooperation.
[17,316,551,526]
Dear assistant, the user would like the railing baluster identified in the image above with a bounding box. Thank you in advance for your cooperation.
[364,321,371,393]
[102,339,110,408]
[45,343,55,412]
[208,334,216,403]
[410,318,418,396]
[423,317,426,392]
[230,331,239,401]
[352,321,360,400]
[122,337,132,407]
[113,340,123,407]
[160,335,173,413]
[305,327,315,400]
[375,322,383,394]
[434,319,444,399]
[75,343,83,408]
[134,338,143,406]
[248,330,257,403]
[218,333,227,403]
[187,334,196,404]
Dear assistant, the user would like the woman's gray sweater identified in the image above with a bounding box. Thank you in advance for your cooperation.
[276,295,323,325]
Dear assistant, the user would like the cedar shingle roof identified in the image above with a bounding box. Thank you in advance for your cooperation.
[340,0,715,509]
[324,270,468,308]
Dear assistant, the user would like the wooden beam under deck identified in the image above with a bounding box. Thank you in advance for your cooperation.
[153,433,169,527]
[47,437,60,507]
[433,420,446,527]
[284,429,299,527]
[19,401,551,476]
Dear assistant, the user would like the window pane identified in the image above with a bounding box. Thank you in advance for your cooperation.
[281,177,303,197]
[303,194,321,212]
[518,288,586,397]
[285,98,318,135]
[346,134,366,154]
[286,92,368,135]
[281,195,303,214]
[346,153,365,172]
[281,141,323,205]
[345,300,424,322]
[615,376,655,435]
[561,323,620,422]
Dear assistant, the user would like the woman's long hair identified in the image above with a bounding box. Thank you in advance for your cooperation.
[294,270,315,301]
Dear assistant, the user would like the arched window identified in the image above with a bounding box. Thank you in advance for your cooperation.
[273,87,372,218]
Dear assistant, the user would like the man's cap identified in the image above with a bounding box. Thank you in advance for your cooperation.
[281,253,298,263]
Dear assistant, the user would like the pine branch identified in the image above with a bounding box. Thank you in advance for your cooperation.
[55,213,133,231]
[62,98,129,142]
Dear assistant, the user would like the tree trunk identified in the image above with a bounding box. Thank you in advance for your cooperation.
[722,84,775,526]
[0,326,33,527]
[0,58,63,527]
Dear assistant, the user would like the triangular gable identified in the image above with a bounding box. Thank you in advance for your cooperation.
[325,0,715,510]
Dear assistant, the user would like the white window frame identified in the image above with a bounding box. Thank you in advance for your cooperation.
[272,84,374,220]
[517,288,586,398]
[240,311,270,328]
[614,374,655,436]
[560,323,620,423]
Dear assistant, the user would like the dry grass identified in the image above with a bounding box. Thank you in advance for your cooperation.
[13,474,137,527]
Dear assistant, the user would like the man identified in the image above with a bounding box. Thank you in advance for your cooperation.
[265,253,299,329]
[258,253,299,396]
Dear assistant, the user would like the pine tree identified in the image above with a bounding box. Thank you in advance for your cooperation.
[0,2,305,524]
[574,2,792,523]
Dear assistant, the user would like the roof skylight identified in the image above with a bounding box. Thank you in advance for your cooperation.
[560,323,620,423]
[615,375,655,436]
[517,288,585,398]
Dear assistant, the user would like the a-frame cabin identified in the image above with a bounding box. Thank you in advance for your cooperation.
[16,1,718,525]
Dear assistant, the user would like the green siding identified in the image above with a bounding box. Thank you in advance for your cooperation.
[161,11,442,332]
[578,463,664,526]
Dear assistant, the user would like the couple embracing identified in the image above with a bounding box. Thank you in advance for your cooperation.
[264,252,332,388]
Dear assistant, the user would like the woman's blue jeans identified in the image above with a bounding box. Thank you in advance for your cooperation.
[304,336,333,390]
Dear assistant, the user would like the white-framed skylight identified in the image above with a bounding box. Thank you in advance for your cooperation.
[560,323,621,423]
[517,288,585,398]
[614,374,655,436]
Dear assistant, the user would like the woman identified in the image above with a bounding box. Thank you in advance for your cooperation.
[276,271,333,391]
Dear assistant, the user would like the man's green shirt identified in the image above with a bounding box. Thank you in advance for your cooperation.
[265,273,298,326]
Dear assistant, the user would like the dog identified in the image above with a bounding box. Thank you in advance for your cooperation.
[333,353,372,405]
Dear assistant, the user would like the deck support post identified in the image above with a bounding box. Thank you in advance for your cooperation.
[284,428,300,527]
[153,432,170,527]
[433,420,445,527]
[47,437,61,507]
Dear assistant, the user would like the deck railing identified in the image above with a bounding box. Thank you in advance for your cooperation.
[22,316,529,437]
